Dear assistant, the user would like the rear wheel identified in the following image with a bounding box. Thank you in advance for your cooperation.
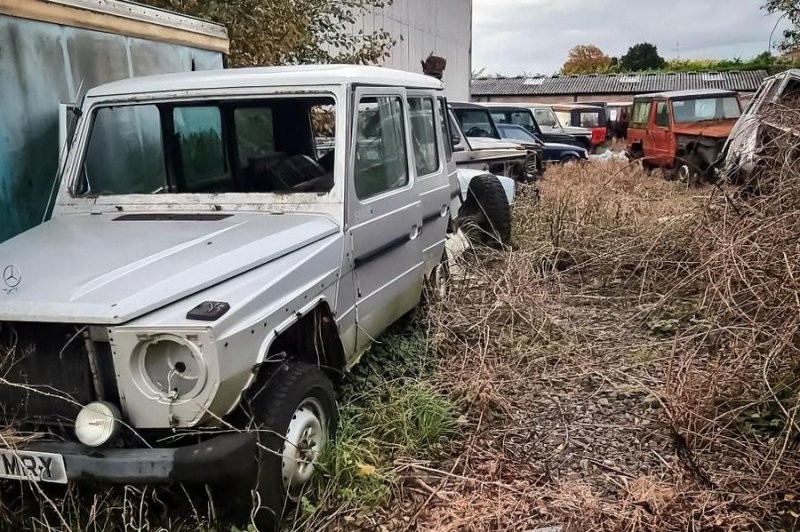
[458,174,512,247]
[231,361,338,531]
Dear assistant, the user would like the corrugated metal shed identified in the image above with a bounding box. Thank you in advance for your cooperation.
[471,71,769,97]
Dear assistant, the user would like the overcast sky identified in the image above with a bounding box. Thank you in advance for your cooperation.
[473,0,792,76]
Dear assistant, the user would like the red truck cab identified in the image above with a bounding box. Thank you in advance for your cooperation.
[553,104,608,149]
[627,89,742,177]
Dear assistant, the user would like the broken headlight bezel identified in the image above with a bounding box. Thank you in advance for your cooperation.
[130,334,209,403]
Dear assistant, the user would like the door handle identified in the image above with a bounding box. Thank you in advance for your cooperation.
[410,225,420,240]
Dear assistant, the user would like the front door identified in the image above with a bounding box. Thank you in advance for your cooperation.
[649,100,675,166]
[348,87,424,354]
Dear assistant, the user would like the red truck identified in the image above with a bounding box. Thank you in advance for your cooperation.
[552,103,608,149]
[627,89,742,181]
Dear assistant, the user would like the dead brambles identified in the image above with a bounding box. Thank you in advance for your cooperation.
[4,152,800,530]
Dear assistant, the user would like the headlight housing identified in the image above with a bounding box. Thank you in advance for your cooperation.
[75,401,121,447]
[132,335,208,401]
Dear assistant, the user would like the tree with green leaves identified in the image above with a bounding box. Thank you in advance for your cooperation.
[619,42,666,71]
[764,0,800,53]
[139,0,396,67]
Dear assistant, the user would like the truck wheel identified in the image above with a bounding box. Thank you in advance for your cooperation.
[459,173,512,247]
[235,361,338,531]
[677,153,706,186]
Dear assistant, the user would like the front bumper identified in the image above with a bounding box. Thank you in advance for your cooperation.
[26,433,256,485]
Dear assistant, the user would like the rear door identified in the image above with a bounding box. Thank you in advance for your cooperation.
[348,87,424,353]
[407,92,451,276]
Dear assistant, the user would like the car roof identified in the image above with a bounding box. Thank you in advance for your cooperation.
[501,102,555,109]
[765,68,800,82]
[87,65,444,98]
[634,88,738,101]
[449,101,490,109]
[478,103,533,111]
[551,103,604,111]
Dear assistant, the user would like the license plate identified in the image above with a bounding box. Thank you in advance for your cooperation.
[0,449,67,484]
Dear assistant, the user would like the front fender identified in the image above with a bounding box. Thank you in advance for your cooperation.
[110,234,344,429]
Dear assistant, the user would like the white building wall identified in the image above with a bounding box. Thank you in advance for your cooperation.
[353,0,473,101]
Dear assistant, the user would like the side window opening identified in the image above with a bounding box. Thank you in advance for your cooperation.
[491,112,509,124]
[447,109,464,149]
[779,78,800,103]
[76,96,336,197]
[174,106,228,192]
[655,101,670,128]
[235,107,275,166]
[631,101,651,126]
[533,108,557,128]
[437,98,453,162]
[354,96,408,200]
[408,97,440,177]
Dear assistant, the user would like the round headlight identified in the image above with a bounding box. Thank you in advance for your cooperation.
[75,402,121,447]
[139,337,206,400]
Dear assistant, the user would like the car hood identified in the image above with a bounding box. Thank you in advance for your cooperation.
[468,136,528,151]
[545,142,586,153]
[673,120,737,138]
[560,125,592,137]
[0,213,339,324]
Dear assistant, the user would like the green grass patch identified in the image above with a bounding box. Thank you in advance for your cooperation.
[302,321,460,519]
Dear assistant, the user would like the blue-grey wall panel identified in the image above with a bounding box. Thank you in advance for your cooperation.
[0,15,223,242]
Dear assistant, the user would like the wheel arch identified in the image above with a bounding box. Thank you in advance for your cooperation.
[255,299,347,381]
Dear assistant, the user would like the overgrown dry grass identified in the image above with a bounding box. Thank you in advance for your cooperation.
[377,157,800,531]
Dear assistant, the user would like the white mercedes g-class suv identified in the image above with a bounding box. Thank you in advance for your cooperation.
[0,65,512,529]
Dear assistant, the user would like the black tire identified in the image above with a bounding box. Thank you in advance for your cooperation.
[458,173,512,247]
[232,361,338,531]
[561,154,579,164]
[677,153,706,186]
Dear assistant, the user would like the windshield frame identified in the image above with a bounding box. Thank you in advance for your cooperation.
[452,107,501,139]
[490,108,543,137]
[56,88,347,215]
[497,123,539,143]
[670,95,742,124]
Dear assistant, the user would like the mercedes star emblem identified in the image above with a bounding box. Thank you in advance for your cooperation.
[3,265,21,289]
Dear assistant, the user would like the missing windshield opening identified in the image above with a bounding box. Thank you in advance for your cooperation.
[77,96,337,197]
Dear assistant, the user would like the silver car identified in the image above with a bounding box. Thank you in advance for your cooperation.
[722,69,800,185]
[0,65,516,529]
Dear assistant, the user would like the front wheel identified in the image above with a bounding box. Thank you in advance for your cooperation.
[676,153,706,186]
[234,361,338,531]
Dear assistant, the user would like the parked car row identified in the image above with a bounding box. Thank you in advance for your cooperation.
[449,101,589,168]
